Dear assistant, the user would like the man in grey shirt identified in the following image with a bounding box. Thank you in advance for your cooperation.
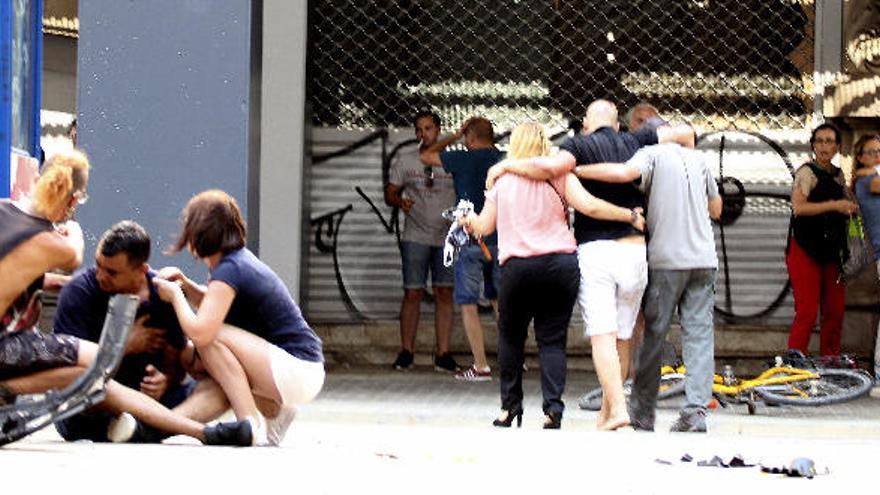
[385,111,459,372]
[576,136,722,432]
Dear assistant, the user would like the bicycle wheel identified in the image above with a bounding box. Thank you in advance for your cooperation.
[577,374,685,411]
[754,369,873,406]
[657,373,686,400]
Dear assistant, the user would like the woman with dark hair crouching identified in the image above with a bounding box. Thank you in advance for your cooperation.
[154,189,324,446]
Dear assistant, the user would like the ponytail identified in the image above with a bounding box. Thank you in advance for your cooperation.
[32,149,90,217]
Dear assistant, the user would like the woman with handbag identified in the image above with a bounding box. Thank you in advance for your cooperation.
[460,122,644,429]
[850,133,880,392]
[786,123,859,358]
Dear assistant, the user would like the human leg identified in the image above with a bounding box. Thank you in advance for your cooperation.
[430,245,456,364]
[676,269,716,416]
[629,270,685,430]
[495,259,530,419]
[433,287,454,356]
[454,245,491,374]
[172,378,229,423]
[818,261,845,357]
[786,238,822,354]
[533,253,579,427]
[399,289,424,352]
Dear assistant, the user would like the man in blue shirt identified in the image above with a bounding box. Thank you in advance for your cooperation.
[53,221,227,442]
[421,117,504,381]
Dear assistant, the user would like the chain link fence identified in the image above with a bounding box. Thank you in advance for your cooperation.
[308,0,815,133]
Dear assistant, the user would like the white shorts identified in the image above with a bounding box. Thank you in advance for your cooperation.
[268,345,326,407]
[577,240,648,339]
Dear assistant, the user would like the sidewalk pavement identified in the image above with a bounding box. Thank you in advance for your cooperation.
[2,365,878,493]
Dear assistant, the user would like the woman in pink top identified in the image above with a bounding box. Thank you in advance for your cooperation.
[463,123,644,429]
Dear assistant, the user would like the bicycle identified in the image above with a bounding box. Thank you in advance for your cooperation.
[578,353,873,415]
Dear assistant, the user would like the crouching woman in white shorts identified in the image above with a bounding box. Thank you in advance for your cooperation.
[154,189,324,446]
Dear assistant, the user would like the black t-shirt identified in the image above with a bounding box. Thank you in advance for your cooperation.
[54,268,186,391]
[559,126,658,244]
[211,248,324,363]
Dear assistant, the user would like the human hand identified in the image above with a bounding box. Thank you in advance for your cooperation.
[400,197,415,213]
[140,364,169,401]
[153,277,183,303]
[631,207,646,232]
[458,213,477,234]
[55,220,83,238]
[156,266,185,282]
[485,162,508,189]
[126,315,168,354]
[458,118,474,138]
[835,200,859,215]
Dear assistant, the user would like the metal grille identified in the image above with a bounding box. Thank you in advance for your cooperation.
[308,0,815,132]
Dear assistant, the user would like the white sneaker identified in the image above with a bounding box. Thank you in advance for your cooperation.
[107,412,137,443]
[266,406,297,446]
[248,416,270,446]
[870,386,880,399]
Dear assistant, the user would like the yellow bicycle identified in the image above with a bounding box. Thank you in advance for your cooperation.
[579,357,873,415]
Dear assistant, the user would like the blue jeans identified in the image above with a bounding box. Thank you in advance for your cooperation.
[400,241,453,289]
[453,243,500,305]
[630,269,716,424]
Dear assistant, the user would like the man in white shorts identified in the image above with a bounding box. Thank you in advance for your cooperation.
[486,100,693,429]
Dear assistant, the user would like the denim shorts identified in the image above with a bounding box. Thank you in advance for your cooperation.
[454,243,501,305]
[400,241,453,290]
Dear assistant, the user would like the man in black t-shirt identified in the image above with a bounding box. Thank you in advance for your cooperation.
[486,100,694,430]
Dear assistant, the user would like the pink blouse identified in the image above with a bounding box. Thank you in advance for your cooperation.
[485,174,576,265]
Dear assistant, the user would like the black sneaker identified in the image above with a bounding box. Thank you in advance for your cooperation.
[434,353,460,372]
[392,350,414,371]
[669,410,707,433]
[204,419,254,446]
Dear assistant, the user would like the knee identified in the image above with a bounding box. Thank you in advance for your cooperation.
[433,287,453,304]
[403,289,424,303]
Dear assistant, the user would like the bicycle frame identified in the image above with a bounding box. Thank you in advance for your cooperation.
[712,366,820,397]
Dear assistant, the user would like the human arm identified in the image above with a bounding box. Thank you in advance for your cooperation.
[156,266,206,308]
[42,272,71,292]
[562,174,645,231]
[460,198,498,238]
[790,169,858,216]
[656,124,696,148]
[420,119,469,167]
[708,196,722,220]
[46,220,85,272]
[384,183,414,213]
[153,277,234,348]
[574,163,642,183]
[485,151,576,189]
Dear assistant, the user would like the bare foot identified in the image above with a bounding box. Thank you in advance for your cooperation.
[599,414,631,431]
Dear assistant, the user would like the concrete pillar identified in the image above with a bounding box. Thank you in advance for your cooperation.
[259,1,309,301]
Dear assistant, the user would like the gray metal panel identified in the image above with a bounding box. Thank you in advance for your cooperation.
[77,0,253,278]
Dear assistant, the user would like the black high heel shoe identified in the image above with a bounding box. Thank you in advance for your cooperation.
[543,411,562,430]
[493,406,523,428]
